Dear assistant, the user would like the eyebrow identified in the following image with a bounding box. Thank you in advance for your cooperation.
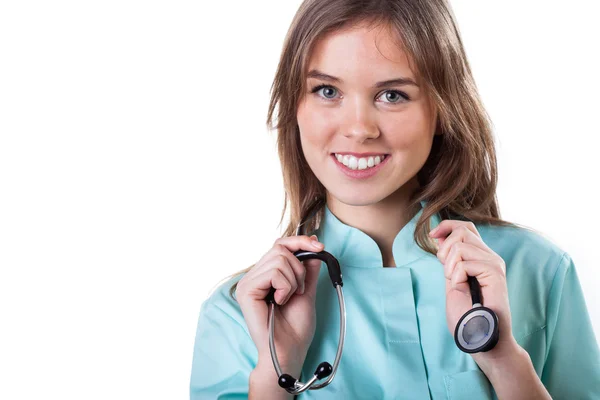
[307,69,419,88]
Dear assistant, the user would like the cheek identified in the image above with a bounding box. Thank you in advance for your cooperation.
[297,101,335,144]
[382,106,434,149]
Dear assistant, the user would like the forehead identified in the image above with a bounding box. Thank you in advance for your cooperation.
[306,22,416,81]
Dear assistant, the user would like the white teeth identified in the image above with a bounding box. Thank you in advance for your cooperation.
[358,158,368,170]
[334,153,386,171]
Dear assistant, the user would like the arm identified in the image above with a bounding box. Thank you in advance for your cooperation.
[249,356,304,400]
[474,340,551,400]
[539,253,600,398]
[475,253,600,399]
[190,298,307,400]
[190,300,258,399]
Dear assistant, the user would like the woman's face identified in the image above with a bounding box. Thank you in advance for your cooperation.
[296,22,438,206]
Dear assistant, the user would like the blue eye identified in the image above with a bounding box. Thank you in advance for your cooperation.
[311,84,338,99]
[379,90,409,104]
[309,84,410,103]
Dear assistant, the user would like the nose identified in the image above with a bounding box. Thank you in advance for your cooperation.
[342,96,380,142]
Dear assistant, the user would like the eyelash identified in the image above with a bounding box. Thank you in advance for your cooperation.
[309,84,410,104]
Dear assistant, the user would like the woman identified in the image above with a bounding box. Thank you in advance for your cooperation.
[190,0,600,398]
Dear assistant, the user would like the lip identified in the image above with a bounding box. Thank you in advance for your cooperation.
[333,151,389,158]
[331,153,390,180]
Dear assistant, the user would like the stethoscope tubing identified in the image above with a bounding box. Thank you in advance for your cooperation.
[268,283,346,394]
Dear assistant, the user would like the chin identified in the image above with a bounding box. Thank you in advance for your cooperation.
[326,187,392,207]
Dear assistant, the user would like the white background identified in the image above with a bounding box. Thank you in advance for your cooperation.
[1,1,598,399]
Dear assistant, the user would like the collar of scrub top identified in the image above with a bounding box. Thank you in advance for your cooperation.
[315,199,441,269]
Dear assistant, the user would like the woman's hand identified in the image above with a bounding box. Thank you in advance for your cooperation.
[429,220,522,369]
[236,234,324,372]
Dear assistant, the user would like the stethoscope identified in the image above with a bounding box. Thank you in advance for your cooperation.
[264,198,499,394]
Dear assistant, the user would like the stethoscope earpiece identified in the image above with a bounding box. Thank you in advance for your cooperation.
[276,362,334,390]
[453,276,500,353]
[266,249,346,394]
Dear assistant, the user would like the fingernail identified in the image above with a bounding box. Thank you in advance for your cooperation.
[429,227,439,236]
[311,240,323,249]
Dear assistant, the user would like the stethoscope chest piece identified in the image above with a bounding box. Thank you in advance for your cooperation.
[454,304,499,353]
[453,276,499,353]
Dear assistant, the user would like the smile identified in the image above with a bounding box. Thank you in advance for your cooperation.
[331,153,390,179]
[333,153,387,170]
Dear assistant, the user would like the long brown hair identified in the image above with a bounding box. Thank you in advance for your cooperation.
[224,0,529,300]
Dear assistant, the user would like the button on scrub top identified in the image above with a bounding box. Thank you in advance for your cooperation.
[190,201,600,399]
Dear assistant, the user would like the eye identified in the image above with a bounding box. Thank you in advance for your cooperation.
[377,90,410,104]
[310,84,339,100]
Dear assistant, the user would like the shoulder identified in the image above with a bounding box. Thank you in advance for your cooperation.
[199,272,250,335]
[191,272,259,394]
[475,222,573,338]
[475,222,567,281]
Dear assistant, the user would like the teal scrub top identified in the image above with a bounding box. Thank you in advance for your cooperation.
[190,201,600,399]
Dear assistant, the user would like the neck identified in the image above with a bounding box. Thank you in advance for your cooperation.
[325,177,421,267]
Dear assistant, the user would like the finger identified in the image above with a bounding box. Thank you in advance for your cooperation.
[444,242,495,279]
[272,255,300,303]
[430,220,481,240]
[274,234,325,253]
[267,238,323,295]
[445,269,471,295]
[237,267,292,350]
[246,254,299,305]
[253,266,295,305]
[274,243,311,295]
[450,260,497,290]
[251,247,303,295]
[253,235,324,278]
[281,235,324,295]
[437,225,490,264]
